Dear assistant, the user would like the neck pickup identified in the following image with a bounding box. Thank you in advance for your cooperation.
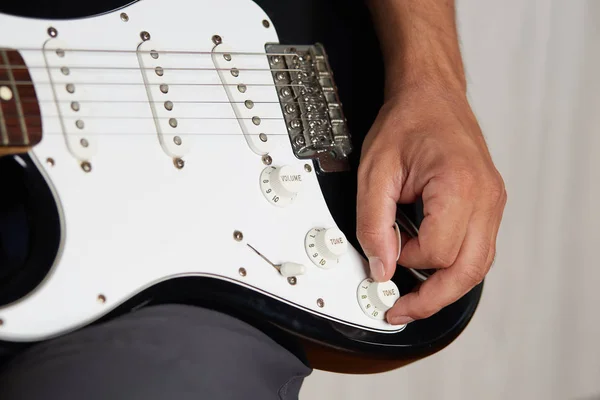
[0,49,42,151]
[266,44,351,173]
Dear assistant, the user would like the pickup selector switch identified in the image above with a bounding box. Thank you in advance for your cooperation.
[305,227,348,268]
[260,165,303,207]
[357,278,402,322]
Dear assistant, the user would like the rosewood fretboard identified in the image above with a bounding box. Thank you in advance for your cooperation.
[0,49,42,148]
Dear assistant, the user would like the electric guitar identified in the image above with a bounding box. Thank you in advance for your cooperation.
[0,0,483,373]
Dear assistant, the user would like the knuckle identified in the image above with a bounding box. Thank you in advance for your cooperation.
[423,246,456,268]
[460,266,487,287]
[356,225,381,246]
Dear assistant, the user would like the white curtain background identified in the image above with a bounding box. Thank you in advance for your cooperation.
[301,1,600,399]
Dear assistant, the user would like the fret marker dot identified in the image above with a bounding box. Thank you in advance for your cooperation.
[0,86,13,101]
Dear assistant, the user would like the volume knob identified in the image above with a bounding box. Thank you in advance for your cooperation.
[305,227,348,269]
[260,165,304,207]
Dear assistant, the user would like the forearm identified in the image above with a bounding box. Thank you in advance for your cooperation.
[366,0,467,98]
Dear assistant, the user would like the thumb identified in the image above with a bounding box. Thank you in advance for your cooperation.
[356,166,401,282]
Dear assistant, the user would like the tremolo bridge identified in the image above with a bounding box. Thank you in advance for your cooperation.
[266,44,351,173]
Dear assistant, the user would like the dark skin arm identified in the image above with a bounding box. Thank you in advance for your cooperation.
[357,0,507,325]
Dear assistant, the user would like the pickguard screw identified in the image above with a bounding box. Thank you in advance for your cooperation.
[150,50,159,59]
[231,68,239,77]
[233,230,243,241]
[239,267,247,277]
[56,49,65,57]
[262,154,272,165]
[120,13,129,22]
[66,83,75,94]
[262,20,270,28]
[61,66,70,75]
[169,118,178,128]
[244,100,254,109]
[140,31,151,41]
[164,100,173,111]
[304,164,312,173]
[237,84,247,93]
[174,158,185,169]
[97,294,106,304]
[212,35,222,45]
[75,120,84,129]
[223,53,232,61]
[47,27,58,37]
[80,138,89,148]
[81,161,92,173]
[160,84,169,94]
[0,318,4,326]
[46,157,55,167]
[252,116,261,125]
[259,133,267,142]
[173,136,182,146]
[155,66,164,76]
[288,277,297,285]
[317,298,325,308]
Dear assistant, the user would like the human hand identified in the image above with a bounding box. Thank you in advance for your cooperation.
[356,84,507,326]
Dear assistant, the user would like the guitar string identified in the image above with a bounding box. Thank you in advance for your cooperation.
[0,81,307,88]
[1,48,305,57]
[0,49,331,139]
[2,65,302,72]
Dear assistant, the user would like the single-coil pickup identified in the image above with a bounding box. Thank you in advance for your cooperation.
[211,43,276,155]
[137,40,190,159]
[43,39,97,161]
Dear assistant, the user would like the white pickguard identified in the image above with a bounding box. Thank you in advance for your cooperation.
[0,0,404,341]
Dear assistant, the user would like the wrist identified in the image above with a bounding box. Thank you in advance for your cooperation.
[383,49,467,101]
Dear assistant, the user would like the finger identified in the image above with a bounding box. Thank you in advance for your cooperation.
[486,187,507,268]
[356,160,402,282]
[398,176,474,270]
[386,209,494,325]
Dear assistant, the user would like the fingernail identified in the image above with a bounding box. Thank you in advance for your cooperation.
[368,256,385,281]
[388,315,414,325]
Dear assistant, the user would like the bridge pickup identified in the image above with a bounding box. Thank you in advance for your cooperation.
[265,44,352,173]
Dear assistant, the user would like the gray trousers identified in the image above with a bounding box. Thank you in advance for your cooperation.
[0,305,312,399]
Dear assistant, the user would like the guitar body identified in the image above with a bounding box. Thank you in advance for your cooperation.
[0,0,483,372]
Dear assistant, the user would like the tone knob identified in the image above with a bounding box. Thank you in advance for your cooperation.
[304,227,348,268]
[357,278,402,322]
[259,165,304,207]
